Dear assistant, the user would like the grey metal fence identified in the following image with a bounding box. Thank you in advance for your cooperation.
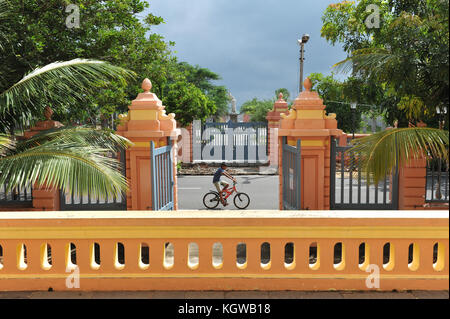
[151,140,174,211]
[282,137,301,210]
[0,181,33,207]
[59,149,127,211]
[425,157,449,203]
[193,120,268,163]
[330,137,399,210]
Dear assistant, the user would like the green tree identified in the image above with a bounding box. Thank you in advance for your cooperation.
[1,0,227,128]
[322,0,449,128]
[309,72,382,133]
[275,88,290,102]
[162,81,215,127]
[0,58,134,197]
[0,0,134,197]
[175,62,230,119]
[321,0,449,184]
[240,98,274,123]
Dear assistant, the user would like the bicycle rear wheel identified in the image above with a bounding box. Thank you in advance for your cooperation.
[234,192,250,210]
[203,192,220,209]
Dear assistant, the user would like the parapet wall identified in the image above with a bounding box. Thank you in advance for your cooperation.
[0,210,447,291]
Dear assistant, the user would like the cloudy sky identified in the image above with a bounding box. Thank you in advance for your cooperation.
[143,0,348,109]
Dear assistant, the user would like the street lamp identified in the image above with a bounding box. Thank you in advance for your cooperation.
[351,102,357,140]
[297,34,310,93]
[436,106,448,130]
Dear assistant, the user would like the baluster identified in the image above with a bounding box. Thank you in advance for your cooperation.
[98,240,117,273]
[47,241,68,273]
[341,241,360,274]
[420,240,437,275]
[394,240,410,274]
[1,241,20,273]
[367,241,385,272]
[289,240,308,273]
[269,241,286,273]
[75,241,93,274]
[124,240,141,273]
[25,241,42,273]
[221,240,238,272]
[170,240,187,272]
[244,240,261,273]
[148,240,166,272]
[317,240,335,273]
[197,240,213,272]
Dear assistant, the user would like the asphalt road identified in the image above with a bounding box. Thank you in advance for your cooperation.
[177,175,279,210]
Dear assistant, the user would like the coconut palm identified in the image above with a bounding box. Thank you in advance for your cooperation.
[0,60,135,198]
[334,47,449,184]
[0,127,132,198]
[0,1,136,198]
[350,127,448,185]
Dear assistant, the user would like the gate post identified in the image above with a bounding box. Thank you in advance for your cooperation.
[22,106,64,211]
[116,79,180,210]
[278,78,343,210]
[398,158,427,210]
[266,93,289,167]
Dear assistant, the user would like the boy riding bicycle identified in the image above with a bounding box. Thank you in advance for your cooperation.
[213,163,236,206]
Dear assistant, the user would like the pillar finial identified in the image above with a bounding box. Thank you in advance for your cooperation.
[278,92,284,100]
[43,106,53,120]
[142,78,152,92]
[304,78,312,92]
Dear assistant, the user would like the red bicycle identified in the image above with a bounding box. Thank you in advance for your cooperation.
[203,181,250,209]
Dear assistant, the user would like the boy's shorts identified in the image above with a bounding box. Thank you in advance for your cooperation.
[214,181,229,193]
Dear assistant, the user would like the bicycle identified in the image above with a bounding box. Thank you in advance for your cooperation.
[203,181,250,210]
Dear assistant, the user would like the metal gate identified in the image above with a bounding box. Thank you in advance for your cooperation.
[282,137,301,210]
[330,137,399,210]
[193,120,268,163]
[150,141,174,211]
[60,150,127,211]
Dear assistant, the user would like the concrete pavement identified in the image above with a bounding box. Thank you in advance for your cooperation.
[0,290,448,299]
[178,175,279,210]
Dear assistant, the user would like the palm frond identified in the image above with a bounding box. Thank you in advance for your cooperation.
[333,48,397,75]
[0,133,14,156]
[0,139,128,199]
[0,0,11,51]
[0,59,136,128]
[16,126,133,153]
[350,127,449,184]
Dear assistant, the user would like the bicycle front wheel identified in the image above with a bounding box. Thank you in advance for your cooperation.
[203,192,220,209]
[234,192,250,210]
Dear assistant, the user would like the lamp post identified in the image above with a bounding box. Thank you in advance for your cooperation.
[436,106,448,130]
[297,34,310,93]
[351,102,357,140]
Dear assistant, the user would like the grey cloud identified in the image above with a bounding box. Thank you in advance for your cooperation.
[146,0,347,108]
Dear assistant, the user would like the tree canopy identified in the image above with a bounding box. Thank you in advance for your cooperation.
[321,0,449,128]
[309,72,387,133]
[0,0,228,130]
[241,89,292,123]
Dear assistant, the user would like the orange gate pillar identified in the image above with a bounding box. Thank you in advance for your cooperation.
[278,78,343,210]
[116,79,180,210]
[21,106,64,211]
[266,93,289,167]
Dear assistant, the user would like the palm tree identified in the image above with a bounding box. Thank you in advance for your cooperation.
[350,127,448,185]
[334,48,449,184]
[0,0,135,199]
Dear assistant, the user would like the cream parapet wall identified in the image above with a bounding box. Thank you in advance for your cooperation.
[0,211,447,291]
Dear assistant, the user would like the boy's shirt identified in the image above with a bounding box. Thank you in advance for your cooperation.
[213,167,225,183]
